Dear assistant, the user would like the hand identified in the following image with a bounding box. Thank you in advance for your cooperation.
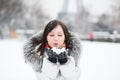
[45,48,58,63]
[58,51,68,65]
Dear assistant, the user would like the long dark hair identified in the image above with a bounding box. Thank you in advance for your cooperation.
[37,20,73,56]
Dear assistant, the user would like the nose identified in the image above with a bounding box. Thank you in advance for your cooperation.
[54,36,58,41]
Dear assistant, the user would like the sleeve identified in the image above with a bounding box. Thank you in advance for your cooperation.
[23,30,43,72]
[59,56,80,80]
[41,57,59,79]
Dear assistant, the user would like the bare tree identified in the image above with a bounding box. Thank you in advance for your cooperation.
[24,1,50,30]
[0,0,26,38]
[108,0,120,33]
[0,0,25,28]
[0,0,50,29]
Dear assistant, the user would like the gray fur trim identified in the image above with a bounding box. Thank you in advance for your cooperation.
[23,30,43,72]
[23,30,81,72]
[69,32,81,66]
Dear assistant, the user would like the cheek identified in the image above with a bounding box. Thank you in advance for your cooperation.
[60,36,65,43]
[47,36,54,45]
[47,36,51,43]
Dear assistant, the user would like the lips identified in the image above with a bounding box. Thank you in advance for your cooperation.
[53,43,58,46]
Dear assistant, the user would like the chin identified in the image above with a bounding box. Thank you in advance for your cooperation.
[52,46,60,48]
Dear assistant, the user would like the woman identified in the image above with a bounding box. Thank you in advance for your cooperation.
[23,20,81,80]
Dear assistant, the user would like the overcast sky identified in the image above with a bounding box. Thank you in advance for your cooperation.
[24,0,114,18]
[41,0,114,18]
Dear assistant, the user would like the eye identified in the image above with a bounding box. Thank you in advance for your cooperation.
[58,35,62,36]
[50,35,54,37]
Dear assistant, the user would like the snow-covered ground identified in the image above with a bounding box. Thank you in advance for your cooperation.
[0,39,120,80]
[80,41,120,80]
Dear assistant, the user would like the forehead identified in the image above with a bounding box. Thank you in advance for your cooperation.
[50,25,64,33]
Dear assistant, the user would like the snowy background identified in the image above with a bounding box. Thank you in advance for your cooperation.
[0,39,120,80]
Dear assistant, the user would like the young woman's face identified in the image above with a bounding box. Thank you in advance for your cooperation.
[47,25,65,48]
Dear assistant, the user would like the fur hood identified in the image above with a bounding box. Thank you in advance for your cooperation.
[23,30,81,72]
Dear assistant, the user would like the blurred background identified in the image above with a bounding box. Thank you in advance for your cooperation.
[0,0,120,42]
[0,0,120,80]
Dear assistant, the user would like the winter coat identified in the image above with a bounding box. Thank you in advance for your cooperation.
[23,30,81,80]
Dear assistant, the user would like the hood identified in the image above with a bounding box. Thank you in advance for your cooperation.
[23,30,81,71]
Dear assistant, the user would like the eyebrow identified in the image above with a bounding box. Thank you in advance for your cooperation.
[50,31,63,33]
